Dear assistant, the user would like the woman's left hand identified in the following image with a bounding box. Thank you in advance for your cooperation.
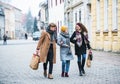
[88,49,92,53]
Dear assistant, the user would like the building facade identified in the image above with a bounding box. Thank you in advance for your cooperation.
[48,0,64,34]
[39,0,48,30]
[0,6,5,39]
[91,0,120,52]
[14,8,23,39]
[64,0,92,38]
[0,1,23,39]
[64,0,73,35]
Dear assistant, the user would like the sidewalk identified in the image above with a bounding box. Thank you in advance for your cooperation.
[0,40,120,84]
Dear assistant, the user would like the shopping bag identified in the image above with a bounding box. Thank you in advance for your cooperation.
[29,54,40,70]
[86,52,92,67]
[86,59,91,67]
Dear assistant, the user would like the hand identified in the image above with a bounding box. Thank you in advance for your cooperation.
[89,49,92,55]
[89,49,91,52]
[60,41,63,45]
[36,50,40,56]
[73,37,77,40]
[65,44,70,47]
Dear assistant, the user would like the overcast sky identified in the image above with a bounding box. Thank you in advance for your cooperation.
[10,0,45,17]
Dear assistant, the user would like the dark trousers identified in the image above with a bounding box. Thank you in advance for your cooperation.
[43,44,53,74]
[43,60,53,74]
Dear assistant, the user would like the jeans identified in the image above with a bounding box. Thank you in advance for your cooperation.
[77,54,86,62]
[62,60,70,73]
[77,54,86,69]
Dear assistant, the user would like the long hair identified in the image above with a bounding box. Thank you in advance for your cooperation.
[76,23,88,33]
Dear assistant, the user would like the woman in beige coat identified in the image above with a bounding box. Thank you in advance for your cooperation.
[36,23,57,79]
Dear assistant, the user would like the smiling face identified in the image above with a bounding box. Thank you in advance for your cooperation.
[50,26,56,31]
[49,23,57,32]
[75,24,81,32]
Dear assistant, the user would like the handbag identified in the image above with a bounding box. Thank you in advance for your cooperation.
[86,51,93,67]
[89,51,93,61]
[29,54,40,70]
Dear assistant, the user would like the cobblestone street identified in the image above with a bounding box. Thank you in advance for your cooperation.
[0,40,120,84]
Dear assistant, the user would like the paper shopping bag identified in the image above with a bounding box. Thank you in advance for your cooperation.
[29,54,40,70]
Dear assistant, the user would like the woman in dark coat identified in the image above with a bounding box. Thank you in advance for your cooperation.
[70,23,91,76]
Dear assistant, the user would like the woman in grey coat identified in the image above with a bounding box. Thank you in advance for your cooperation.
[57,26,74,77]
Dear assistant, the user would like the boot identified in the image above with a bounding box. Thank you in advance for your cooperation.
[43,70,47,77]
[61,72,64,77]
[81,59,85,74]
[48,74,53,79]
[82,68,85,74]
[65,72,69,77]
[77,62,83,76]
[79,71,83,76]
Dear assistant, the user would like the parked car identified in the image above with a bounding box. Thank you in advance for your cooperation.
[32,31,40,41]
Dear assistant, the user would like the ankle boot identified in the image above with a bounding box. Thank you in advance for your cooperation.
[61,72,64,77]
[48,74,53,79]
[43,70,47,77]
[82,68,85,74]
[79,71,83,76]
[77,62,83,76]
[65,72,69,77]
[82,59,85,74]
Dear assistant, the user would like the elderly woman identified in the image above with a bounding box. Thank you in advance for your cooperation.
[57,26,74,77]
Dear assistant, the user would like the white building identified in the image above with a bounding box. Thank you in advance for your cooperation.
[72,0,91,40]
[64,0,91,40]
[0,6,5,39]
[14,8,23,39]
[39,0,48,30]
[48,0,64,34]
[0,1,23,39]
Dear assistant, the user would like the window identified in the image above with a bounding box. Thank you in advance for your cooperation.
[51,0,53,7]
[60,0,61,4]
[96,0,100,31]
[79,10,81,22]
[75,12,77,23]
[104,0,108,31]
[56,0,57,6]
[112,0,118,30]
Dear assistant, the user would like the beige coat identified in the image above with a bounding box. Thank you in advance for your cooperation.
[37,31,56,63]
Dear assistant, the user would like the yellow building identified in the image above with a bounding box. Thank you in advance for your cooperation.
[91,0,120,52]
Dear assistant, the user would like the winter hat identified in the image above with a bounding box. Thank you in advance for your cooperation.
[61,26,67,32]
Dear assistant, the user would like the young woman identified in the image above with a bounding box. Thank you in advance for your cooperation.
[57,26,74,77]
[70,23,91,76]
[36,23,57,79]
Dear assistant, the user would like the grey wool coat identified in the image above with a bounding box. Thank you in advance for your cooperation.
[57,32,74,61]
